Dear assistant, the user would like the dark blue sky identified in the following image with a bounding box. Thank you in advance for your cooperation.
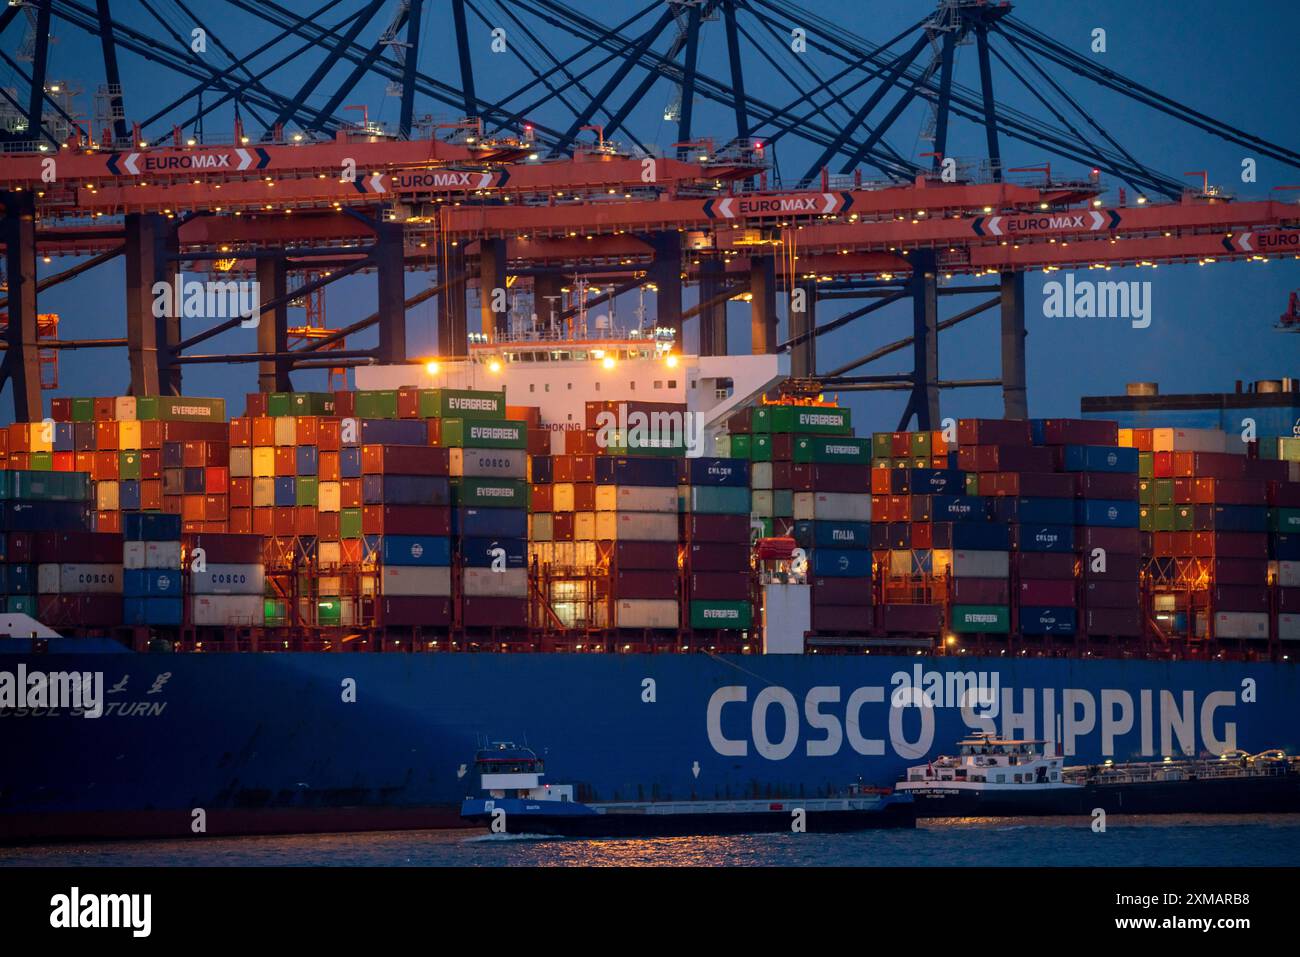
[12,0,1299,430]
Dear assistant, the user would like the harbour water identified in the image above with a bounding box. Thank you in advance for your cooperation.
[5,816,1298,867]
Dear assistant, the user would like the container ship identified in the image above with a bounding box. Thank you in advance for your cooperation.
[3,331,1300,841]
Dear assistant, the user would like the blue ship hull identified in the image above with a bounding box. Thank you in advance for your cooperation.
[2,639,1298,841]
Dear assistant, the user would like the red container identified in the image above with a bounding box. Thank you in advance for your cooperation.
[1083,580,1139,608]
[160,421,228,443]
[1208,558,1268,586]
[228,417,252,447]
[1078,526,1141,555]
[251,418,276,446]
[685,541,749,572]
[274,447,295,476]
[140,481,163,510]
[229,508,252,535]
[183,532,263,564]
[551,513,574,541]
[92,450,119,481]
[1038,418,1118,446]
[5,532,35,562]
[1267,481,1300,508]
[333,391,356,418]
[689,572,748,601]
[1211,585,1270,612]
[1193,478,1267,505]
[273,507,296,537]
[205,467,229,495]
[50,397,72,422]
[1019,579,1075,606]
[911,523,933,550]
[530,484,554,512]
[1017,551,1076,579]
[252,507,274,537]
[93,511,122,534]
[1075,473,1139,499]
[1174,452,1247,480]
[1083,607,1143,637]
[316,512,341,542]
[1278,588,1300,612]
[318,419,341,452]
[94,421,119,450]
[397,389,420,419]
[229,478,252,508]
[810,577,872,607]
[880,603,942,633]
[244,393,268,417]
[1081,552,1140,581]
[957,418,1031,446]
[1191,532,1268,559]
[319,452,341,483]
[460,597,526,629]
[954,577,1011,605]
[958,444,1055,473]
[609,540,678,570]
[683,513,750,542]
[811,605,872,632]
[379,596,451,628]
[613,571,678,600]
[999,471,1077,497]
[362,505,451,536]
[340,479,362,509]
[295,417,319,447]
[34,531,123,564]
[294,506,317,536]
[573,483,596,511]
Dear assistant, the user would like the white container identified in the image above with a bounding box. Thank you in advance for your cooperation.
[553,483,576,512]
[750,462,774,490]
[1276,561,1300,588]
[1214,611,1269,640]
[95,481,119,511]
[229,447,252,478]
[1278,613,1300,641]
[530,512,554,542]
[574,511,596,540]
[273,415,297,446]
[123,541,146,570]
[146,541,181,570]
[381,565,451,597]
[318,541,342,567]
[793,491,870,522]
[1150,427,1226,453]
[450,448,527,478]
[615,598,680,629]
[462,567,528,597]
[750,490,774,517]
[192,562,264,595]
[933,549,1010,579]
[318,481,341,513]
[594,511,678,541]
[190,594,263,627]
[594,485,677,512]
[114,396,137,421]
[37,563,60,594]
[59,563,123,594]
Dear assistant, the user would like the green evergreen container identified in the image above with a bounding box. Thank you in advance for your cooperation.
[729,434,752,459]
[71,397,95,422]
[753,405,851,435]
[419,388,506,420]
[792,436,869,464]
[951,605,1010,633]
[690,600,751,630]
[452,478,527,508]
[291,392,335,415]
[356,390,399,419]
[340,508,362,539]
[440,418,527,449]
[296,476,319,507]
[119,451,142,481]
[136,395,226,422]
[267,392,293,417]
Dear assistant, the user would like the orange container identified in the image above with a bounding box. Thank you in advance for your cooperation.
[274,447,295,476]
[251,417,276,447]
[318,418,341,451]
[295,506,317,536]
[253,507,274,536]
[205,467,229,494]
[319,451,340,482]
[93,397,115,421]
[397,389,420,419]
[141,481,163,510]
[296,416,319,446]
[340,478,362,509]
[92,450,119,480]
[870,468,891,495]
[229,478,252,508]
[228,417,252,446]
[273,507,296,537]
[52,451,75,471]
[229,508,253,535]
[95,511,122,534]
[140,450,162,479]
[95,421,119,450]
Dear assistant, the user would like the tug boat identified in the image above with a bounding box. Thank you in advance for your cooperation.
[460,742,916,837]
[896,732,1300,816]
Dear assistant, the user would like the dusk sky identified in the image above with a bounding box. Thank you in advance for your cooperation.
[9,0,1299,431]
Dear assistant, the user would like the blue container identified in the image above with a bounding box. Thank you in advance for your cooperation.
[1075,499,1140,528]
[362,474,451,506]
[5,563,35,595]
[124,596,183,627]
[943,522,1012,550]
[1272,534,1300,561]
[687,457,750,487]
[0,501,92,532]
[53,422,74,452]
[124,511,182,541]
[907,468,966,495]
[1207,505,1268,533]
[358,419,427,446]
[118,480,142,511]
[932,494,988,523]
[594,456,678,487]
[1014,497,1076,525]
[454,507,527,538]
[274,477,297,508]
[1062,445,1138,473]
[124,568,183,597]
[1017,524,1075,552]
[460,536,528,568]
[530,456,553,485]
[374,534,452,567]
[1020,606,1077,635]
[340,447,362,479]
[793,520,871,550]
[296,446,318,476]
[810,548,872,578]
[182,467,206,494]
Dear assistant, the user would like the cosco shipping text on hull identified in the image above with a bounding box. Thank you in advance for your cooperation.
[2,644,1295,841]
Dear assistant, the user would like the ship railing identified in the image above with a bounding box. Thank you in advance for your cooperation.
[1063,758,1296,786]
